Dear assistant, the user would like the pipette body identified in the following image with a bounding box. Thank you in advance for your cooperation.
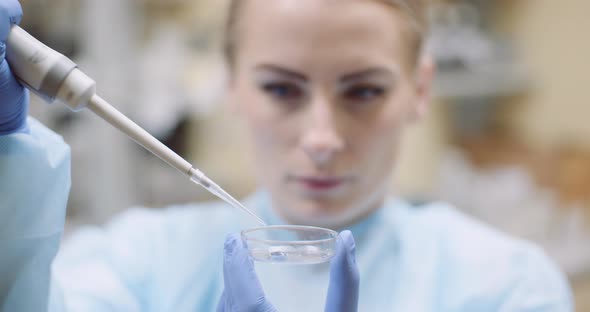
[5,25,266,226]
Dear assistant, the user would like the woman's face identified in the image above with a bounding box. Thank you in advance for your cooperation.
[229,0,432,227]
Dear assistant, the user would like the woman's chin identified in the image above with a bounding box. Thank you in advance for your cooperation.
[275,199,361,229]
[291,197,347,217]
[273,189,386,229]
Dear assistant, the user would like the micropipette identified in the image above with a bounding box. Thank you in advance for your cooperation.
[5,25,266,226]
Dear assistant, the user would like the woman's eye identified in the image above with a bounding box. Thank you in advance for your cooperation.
[262,82,303,100]
[344,85,385,101]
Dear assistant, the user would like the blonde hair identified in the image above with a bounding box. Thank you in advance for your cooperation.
[224,0,427,68]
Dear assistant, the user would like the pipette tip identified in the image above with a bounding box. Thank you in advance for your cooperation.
[190,169,267,226]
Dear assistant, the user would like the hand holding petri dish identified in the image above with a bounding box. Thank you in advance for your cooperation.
[241,225,338,264]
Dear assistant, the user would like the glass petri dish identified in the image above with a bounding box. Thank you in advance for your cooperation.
[241,225,338,264]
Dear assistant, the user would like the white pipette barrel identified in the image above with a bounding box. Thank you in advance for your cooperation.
[87,95,193,176]
[5,25,266,226]
[6,25,194,177]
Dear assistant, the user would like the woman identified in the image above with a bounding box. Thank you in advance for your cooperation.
[0,0,573,311]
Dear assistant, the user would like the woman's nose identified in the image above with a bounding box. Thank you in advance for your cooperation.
[300,99,345,166]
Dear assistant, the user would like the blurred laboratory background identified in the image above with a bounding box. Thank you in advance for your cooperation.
[19,0,590,308]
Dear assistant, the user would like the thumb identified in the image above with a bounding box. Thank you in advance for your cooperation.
[0,0,23,44]
[325,230,359,312]
[222,233,276,312]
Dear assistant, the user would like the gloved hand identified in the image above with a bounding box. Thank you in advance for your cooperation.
[217,230,359,312]
[0,0,29,135]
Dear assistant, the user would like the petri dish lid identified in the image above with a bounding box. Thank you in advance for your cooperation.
[241,225,338,264]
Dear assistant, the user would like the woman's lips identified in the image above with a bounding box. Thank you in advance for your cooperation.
[296,176,348,191]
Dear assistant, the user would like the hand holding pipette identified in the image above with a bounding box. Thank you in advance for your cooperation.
[4,24,266,226]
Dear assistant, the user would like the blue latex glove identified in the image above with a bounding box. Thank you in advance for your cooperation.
[0,0,29,135]
[218,230,359,312]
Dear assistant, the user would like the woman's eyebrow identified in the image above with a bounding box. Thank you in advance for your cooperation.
[254,64,308,82]
[340,67,396,83]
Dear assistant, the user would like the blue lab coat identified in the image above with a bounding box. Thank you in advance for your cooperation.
[0,118,573,311]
